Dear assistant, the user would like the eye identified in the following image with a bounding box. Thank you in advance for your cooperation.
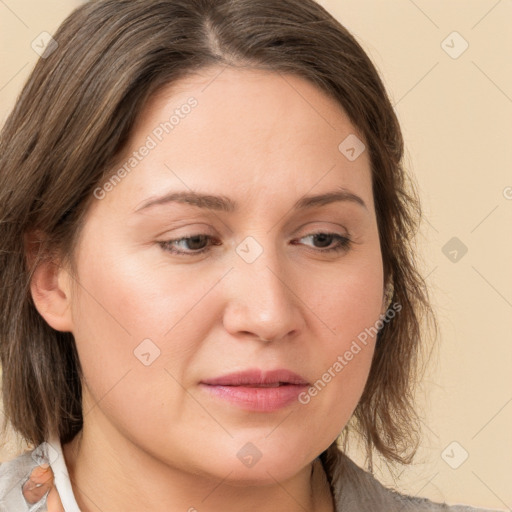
[292,232,352,253]
[158,234,220,255]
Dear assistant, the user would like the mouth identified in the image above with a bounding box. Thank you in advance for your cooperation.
[199,368,310,412]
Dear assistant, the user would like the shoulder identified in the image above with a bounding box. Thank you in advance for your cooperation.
[0,449,48,511]
[322,446,504,512]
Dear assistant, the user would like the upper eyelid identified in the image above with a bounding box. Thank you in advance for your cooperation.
[159,220,352,237]
[161,230,350,243]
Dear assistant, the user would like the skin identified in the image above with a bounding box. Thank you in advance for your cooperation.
[29,65,388,511]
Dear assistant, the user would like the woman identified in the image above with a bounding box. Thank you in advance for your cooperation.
[0,0,501,511]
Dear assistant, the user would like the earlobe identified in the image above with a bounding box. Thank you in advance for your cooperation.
[25,231,74,333]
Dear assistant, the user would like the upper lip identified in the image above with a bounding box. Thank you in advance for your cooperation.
[201,368,309,387]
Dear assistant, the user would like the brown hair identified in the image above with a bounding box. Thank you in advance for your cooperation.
[0,0,436,467]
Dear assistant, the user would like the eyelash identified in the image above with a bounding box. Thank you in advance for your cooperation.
[158,232,352,256]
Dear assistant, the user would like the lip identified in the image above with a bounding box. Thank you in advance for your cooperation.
[200,368,310,412]
[201,368,309,387]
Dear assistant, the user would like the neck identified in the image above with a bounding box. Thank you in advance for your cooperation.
[62,409,335,512]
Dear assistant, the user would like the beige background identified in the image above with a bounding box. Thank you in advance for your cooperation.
[1,0,511,509]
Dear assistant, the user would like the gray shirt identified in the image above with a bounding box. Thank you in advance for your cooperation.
[0,437,504,511]
[320,445,502,512]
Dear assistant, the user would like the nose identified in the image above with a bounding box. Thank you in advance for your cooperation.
[222,244,305,344]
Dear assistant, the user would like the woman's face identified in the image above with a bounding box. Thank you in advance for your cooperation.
[63,66,385,483]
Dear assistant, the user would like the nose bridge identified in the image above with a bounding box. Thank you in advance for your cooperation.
[223,235,303,341]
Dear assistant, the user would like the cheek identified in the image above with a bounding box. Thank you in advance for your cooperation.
[68,243,224,402]
[67,258,203,443]
[293,254,383,425]
[302,254,384,345]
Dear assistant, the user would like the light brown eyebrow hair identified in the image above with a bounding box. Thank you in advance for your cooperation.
[134,186,368,213]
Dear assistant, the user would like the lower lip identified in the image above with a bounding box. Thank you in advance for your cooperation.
[199,383,308,412]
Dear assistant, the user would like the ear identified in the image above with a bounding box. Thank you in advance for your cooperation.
[25,230,74,332]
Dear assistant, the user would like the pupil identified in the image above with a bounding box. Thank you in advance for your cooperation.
[188,235,207,250]
[315,233,332,248]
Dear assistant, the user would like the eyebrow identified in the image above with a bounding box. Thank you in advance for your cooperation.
[134,186,368,213]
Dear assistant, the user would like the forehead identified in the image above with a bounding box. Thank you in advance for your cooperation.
[137,65,362,150]
[99,66,374,215]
